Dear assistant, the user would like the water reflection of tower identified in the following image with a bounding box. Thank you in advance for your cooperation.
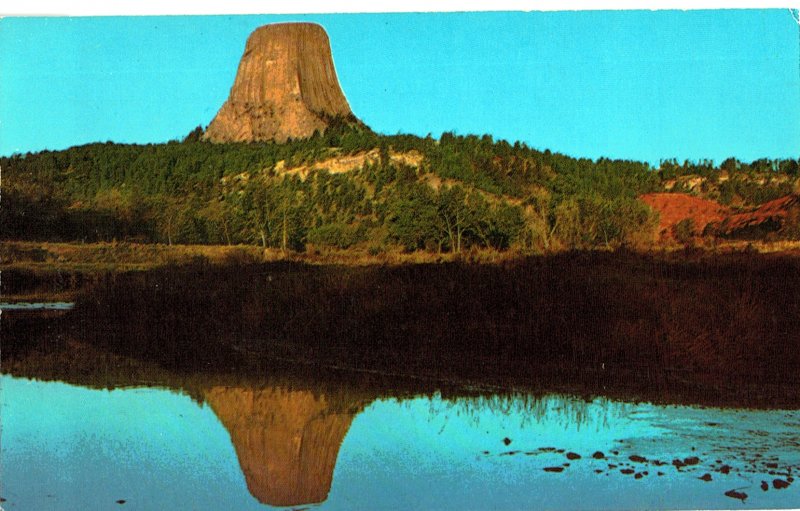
[204,386,361,507]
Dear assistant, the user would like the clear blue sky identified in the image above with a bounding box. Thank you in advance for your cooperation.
[1,10,798,164]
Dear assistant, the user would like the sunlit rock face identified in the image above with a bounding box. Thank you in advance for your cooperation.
[204,385,356,506]
[204,22,355,143]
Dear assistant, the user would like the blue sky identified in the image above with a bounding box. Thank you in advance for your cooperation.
[1,10,798,164]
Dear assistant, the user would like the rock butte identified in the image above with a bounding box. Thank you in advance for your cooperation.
[204,22,359,143]
[204,386,361,507]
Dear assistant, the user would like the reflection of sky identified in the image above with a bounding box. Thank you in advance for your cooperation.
[0,376,265,510]
[2,375,799,510]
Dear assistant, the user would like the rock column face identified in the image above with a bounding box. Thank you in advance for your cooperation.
[205,385,357,507]
[203,22,355,143]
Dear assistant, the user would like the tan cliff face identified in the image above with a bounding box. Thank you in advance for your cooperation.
[204,385,358,507]
[204,22,357,143]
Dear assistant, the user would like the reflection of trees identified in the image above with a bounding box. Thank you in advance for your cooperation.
[411,393,632,431]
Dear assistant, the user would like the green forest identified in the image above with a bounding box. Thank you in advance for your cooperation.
[3,122,799,253]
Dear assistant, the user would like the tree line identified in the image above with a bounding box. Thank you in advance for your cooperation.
[2,124,798,252]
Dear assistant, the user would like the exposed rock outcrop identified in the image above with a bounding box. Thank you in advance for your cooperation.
[640,192,800,241]
[204,22,359,143]
[204,385,358,507]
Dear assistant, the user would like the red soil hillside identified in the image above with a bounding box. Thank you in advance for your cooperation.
[641,192,800,241]
[640,193,730,240]
[721,194,800,236]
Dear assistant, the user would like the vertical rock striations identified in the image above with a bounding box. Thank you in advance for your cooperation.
[205,385,359,507]
[204,22,360,143]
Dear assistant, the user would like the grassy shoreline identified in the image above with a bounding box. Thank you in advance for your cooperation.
[4,239,800,302]
[4,248,799,408]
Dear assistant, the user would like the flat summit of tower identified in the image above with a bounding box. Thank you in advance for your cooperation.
[204,22,361,143]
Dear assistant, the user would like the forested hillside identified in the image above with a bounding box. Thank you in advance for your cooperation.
[3,123,798,253]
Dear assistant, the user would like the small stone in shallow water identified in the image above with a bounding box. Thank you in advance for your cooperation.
[503,437,512,446]
[761,481,769,491]
[116,500,126,505]
[724,490,747,502]
[766,462,778,469]
[594,469,603,474]
[657,472,665,476]
[719,465,731,475]
[699,473,712,482]
[620,469,635,475]
[592,451,605,459]
[566,452,581,460]
[629,455,647,463]
[608,464,617,469]
[684,456,700,466]
[773,479,790,490]
[544,466,564,473]
[672,459,685,469]
[612,450,619,455]
[634,473,643,479]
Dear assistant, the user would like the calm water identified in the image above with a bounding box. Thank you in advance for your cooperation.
[0,302,74,311]
[1,375,798,510]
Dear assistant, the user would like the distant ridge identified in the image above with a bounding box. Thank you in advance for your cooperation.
[204,22,361,143]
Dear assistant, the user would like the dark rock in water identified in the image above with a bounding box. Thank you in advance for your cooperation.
[612,450,620,455]
[724,490,747,502]
[482,450,490,455]
[706,422,720,427]
[699,473,712,482]
[544,466,564,473]
[634,472,644,479]
[592,451,605,459]
[652,459,666,466]
[566,452,581,460]
[503,437,512,446]
[556,449,565,454]
[684,456,700,466]
[594,469,603,474]
[719,464,731,474]
[0,497,6,502]
[608,464,618,469]
[629,455,647,463]
[789,476,795,483]
[563,463,570,467]
[773,479,790,490]
[642,471,649,476]
[761,481,769,491]
[620,469,635,475]
[538,447,557,452]
[766,462,779,469]
[500,450,520,456]
[657,472,665,476]
[116,500,126,505]
[672,459,686,469]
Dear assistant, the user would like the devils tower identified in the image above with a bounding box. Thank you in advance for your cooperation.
[204,22,358,143]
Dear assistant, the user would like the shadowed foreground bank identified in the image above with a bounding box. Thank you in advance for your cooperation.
[5,250,800,407]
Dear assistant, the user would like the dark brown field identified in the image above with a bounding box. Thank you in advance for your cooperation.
[4,250,800,408]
